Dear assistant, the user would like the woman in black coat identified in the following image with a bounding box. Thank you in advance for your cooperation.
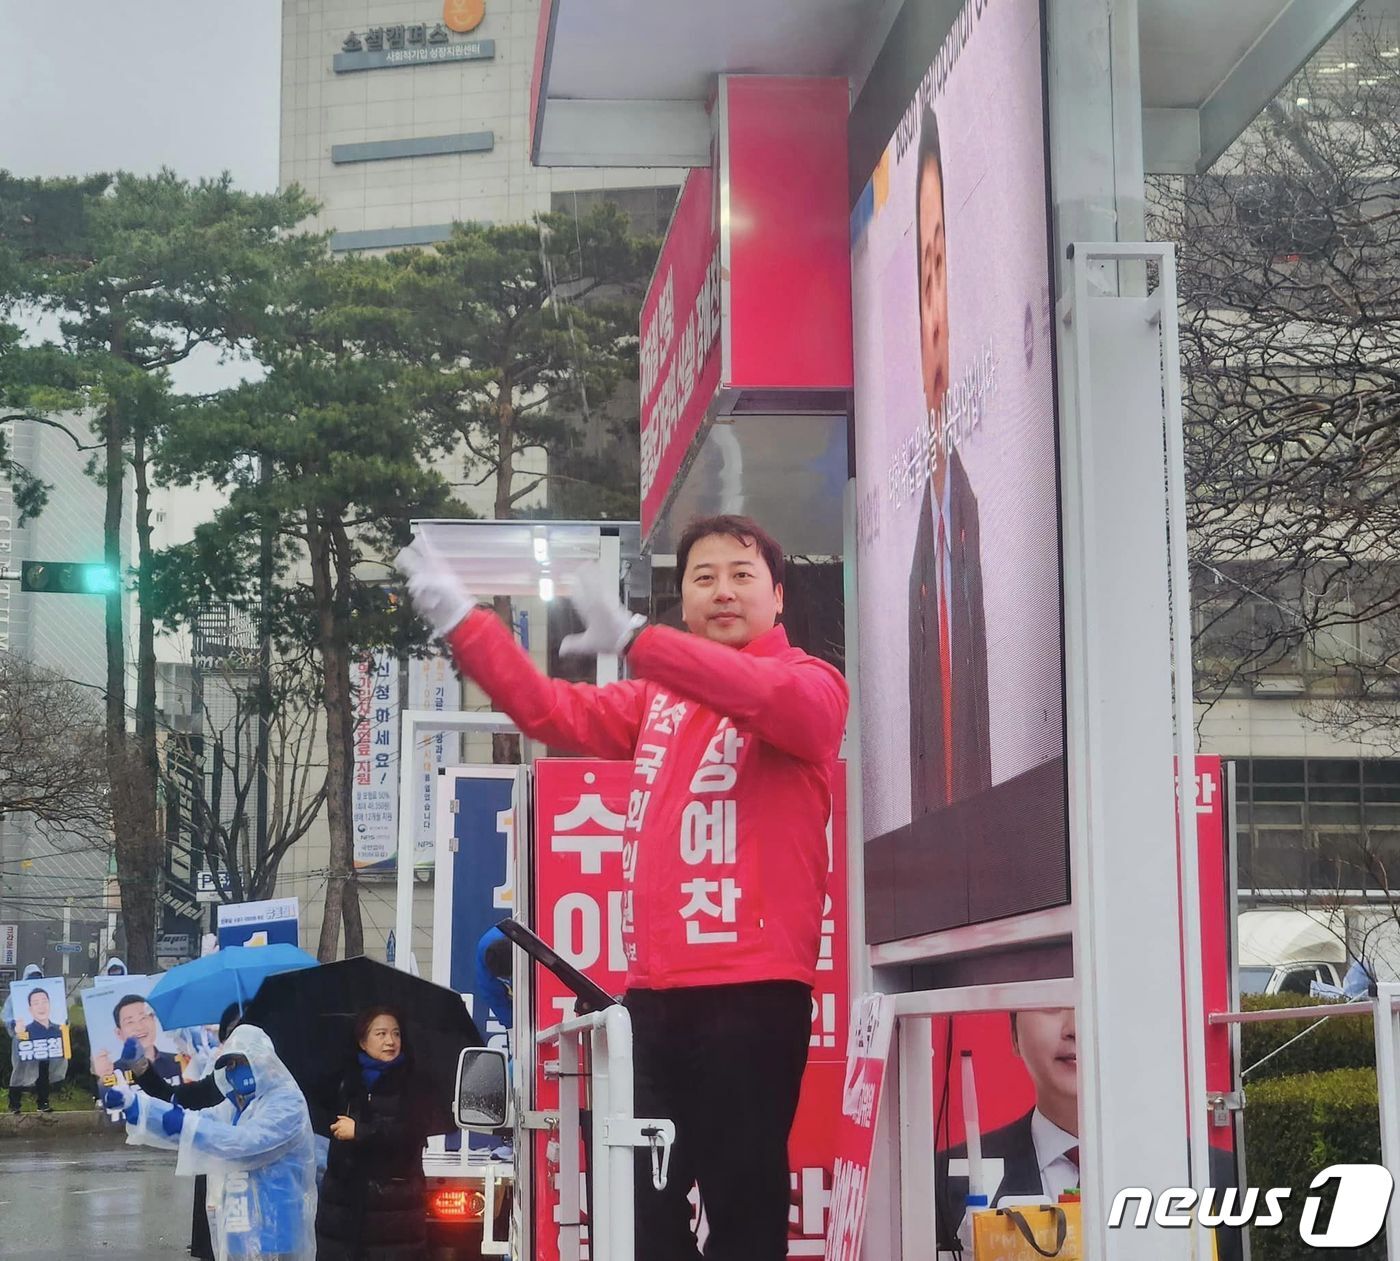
[315,1006,434,1261]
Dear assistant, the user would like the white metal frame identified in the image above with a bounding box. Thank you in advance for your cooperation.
[428,762,526,990]
[1061,241,1197,1260]
[393,709,523,963]
[884,981,1078,1259]
[1213,993,1400,1260]
[533,1004,678,1261]
[1372,985,1400,1258]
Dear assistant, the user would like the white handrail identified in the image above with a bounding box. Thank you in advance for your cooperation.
[536,1005,676,1261]
[1208,1001,1376,1025]
[1206,991,1400,1261]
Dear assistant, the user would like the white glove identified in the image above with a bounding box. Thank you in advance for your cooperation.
[560,563,647,658]
[394,538,476,638]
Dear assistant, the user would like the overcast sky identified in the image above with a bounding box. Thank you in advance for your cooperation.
[1,2,283,390]
[0,1,281,192]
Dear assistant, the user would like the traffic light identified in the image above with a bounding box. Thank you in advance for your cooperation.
[20,560,120,595]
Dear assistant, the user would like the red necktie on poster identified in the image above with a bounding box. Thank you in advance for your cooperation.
[1065,1146,1080,1173]
[937,518,954,802]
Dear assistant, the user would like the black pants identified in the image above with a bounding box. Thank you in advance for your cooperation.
[190,1174,213,1260]
[8,1060,50,1111]
[626,981,811,1261]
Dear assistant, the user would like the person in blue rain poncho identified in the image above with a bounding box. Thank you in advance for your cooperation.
[110,1024,317,1261]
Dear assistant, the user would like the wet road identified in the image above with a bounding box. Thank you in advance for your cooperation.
[0,1128,193,1260]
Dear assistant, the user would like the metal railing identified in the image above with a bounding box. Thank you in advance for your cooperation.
[534,1004,676,1261]
[1209,982,1400,1259]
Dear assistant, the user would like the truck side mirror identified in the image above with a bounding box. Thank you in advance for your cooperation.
[455,1046,509,1131]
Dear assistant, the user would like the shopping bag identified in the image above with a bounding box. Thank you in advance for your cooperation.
[969,1203,1082,1261]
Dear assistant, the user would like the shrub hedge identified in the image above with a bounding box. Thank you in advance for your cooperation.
[1243,1067,1381,1261]
[1240,994,1374,1083]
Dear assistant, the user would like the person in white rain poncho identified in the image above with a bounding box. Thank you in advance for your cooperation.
[118,1024,317,1261]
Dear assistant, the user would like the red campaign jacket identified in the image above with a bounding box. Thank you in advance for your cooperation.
[445,611,849,990]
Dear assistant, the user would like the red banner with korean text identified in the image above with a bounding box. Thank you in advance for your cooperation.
[639,165,722,536]
[1192,755,1234,1159]
[533,758,848,1259]
[824,994,896,1261]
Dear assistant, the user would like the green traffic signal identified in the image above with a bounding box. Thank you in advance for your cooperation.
[20,560,120,595]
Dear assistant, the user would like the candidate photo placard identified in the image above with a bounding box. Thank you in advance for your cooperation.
[8,977,70,1064]
[80,974,183,1086]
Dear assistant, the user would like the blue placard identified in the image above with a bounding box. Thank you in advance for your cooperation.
[445,772,515,1153]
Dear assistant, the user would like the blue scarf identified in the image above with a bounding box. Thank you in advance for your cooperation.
[358,1049,403,1091]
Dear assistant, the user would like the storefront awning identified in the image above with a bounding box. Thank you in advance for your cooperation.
[530,0,1362,174]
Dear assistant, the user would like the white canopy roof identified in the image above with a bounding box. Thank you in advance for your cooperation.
[1238,909,1347,968]
[531,0,1362,173]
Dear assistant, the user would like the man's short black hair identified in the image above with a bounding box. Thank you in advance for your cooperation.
[915,105,946,272]
[113,994,147,1027]
[27,987,49,1010]
[675,514,785,591]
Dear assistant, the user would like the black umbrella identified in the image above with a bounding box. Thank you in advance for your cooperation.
[242,955,483,1138]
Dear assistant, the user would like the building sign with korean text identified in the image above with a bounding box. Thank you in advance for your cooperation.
[335,19,495,73]
[352,652,399,871]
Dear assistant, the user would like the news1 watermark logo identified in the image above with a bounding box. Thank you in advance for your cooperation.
[1108,1165,1394,1249]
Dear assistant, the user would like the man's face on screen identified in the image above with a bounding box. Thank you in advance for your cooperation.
[1012,1007,1078,1126]
[681,533,783,648]
[918,158,951,442]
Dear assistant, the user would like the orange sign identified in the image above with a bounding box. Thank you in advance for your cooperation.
[443,0,485,33]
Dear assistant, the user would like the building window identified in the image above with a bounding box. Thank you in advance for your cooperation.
[551,186,681,239]
[1237,757,1400,893]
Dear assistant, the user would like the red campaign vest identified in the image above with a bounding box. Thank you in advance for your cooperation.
[446,613,849,990]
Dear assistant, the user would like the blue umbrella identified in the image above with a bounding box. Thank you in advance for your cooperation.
[147,943,318,1031]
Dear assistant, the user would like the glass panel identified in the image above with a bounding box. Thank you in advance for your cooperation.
[1308,759,1360,784]
[1251,831,1311,887]
[1238,966,1274,996]
[1254,759,1305,783]
[1308,786,1362,804]
[1253,784,1305,803]
[1365,760,1400,785]
[1277,968,1318,996]
[1252,803,1304,826]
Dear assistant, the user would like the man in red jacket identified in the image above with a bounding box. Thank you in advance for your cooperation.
[397,514,848,1261]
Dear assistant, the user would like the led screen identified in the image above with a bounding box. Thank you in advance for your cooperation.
[852,0,1067,941]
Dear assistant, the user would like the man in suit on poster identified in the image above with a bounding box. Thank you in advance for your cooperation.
[936,1010,1242,1261]
[907,106,991,819]
[937,1008,1080,1237]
